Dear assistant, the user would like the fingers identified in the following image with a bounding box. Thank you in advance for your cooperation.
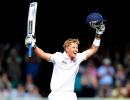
[25,37,32,44]
[89,21,97,29]
[25,36,36,48]
[96,24,105,35]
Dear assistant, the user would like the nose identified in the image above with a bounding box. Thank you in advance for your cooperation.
[75,48,78,53]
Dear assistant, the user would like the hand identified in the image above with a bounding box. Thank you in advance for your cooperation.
[96,24,105,35]
[89,21,105,35]
[25,36,36,48]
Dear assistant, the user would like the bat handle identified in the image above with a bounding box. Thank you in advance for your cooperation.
[28,43,32,57]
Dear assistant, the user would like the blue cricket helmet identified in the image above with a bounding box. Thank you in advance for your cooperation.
[86,12,105,23]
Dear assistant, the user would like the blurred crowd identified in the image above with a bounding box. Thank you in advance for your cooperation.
[0,42,42,98]
[75,43,130,98]
[0,42,130,98]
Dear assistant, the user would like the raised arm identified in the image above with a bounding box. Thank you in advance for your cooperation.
[85,12,106,59]
[85,22,105,59]
[33,47,52,61]
[85,34,102,59]
[25,36,52,61]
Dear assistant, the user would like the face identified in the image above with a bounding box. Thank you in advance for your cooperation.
[66,43,78,60]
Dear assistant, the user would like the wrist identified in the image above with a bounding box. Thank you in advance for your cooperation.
[93,38,101,46]
[96,31,103,35]
[95,34,101,39]
[33,44,37,50]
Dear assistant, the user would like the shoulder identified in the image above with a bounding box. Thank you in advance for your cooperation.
[76,51,87,59]
[51,52,63,59]
[53,52,63,56]
[49,52,63,63]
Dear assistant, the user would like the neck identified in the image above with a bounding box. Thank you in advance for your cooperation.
[70,57,74,61]
[67,54,74,61]
[64,51,75,61]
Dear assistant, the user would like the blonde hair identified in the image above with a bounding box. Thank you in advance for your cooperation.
[63,38,80,49]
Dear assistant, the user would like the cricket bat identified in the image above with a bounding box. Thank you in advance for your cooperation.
[27,2,37,57]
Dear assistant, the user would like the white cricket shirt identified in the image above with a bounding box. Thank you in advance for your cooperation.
[49,51,87,92]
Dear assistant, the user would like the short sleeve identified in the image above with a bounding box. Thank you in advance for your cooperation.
[49,52,61,63]
[77,51,87,63]
[80,51,87,61]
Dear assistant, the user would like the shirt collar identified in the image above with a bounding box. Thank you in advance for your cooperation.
[63,51,70,60]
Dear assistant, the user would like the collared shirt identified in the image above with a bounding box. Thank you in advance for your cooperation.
[49,51,87,92]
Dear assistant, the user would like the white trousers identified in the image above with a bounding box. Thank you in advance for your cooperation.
[48,92,77,100]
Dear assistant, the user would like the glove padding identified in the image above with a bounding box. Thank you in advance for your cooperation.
[89,21,105,35]
[96,24,105,35]
[25,36,36,48]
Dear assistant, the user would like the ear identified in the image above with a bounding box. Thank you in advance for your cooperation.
[65,47,69,53]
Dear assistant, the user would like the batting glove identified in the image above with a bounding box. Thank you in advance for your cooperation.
[96,24,105,35]
[25,36,36,48]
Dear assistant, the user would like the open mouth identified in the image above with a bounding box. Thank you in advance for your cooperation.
[73,52,77,55]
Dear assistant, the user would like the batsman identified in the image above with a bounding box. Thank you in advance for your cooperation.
[25,12,106,100]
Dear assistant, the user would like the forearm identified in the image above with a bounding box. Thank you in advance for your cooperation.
[33,47,52,61]
[85,35,101,59]
[92,34,101,46]
[25,35,52,61]
[91,34,101,52]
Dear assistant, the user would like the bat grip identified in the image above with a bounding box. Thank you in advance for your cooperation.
[28,43,32,57]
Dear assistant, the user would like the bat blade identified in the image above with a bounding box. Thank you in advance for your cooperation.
[27,2,37,57]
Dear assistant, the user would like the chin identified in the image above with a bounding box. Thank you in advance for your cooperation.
[73,54,76,58]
